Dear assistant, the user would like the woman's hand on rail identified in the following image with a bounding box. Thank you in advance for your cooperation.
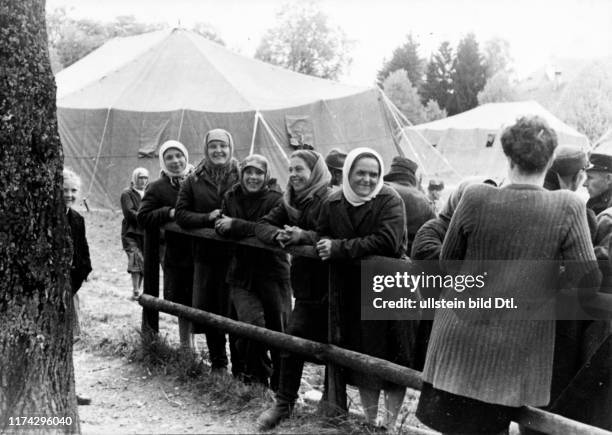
[316,238,333,261]
[280,225,303,246]
[215,215,232,235]
[208,209,222,222]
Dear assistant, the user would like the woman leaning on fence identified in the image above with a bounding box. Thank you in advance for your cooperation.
[314,147,413,431]
[416,116,602,434]
[255,150,332,430]
[175,129,241,375]
[214,154,291,389]
[137,140,195,352]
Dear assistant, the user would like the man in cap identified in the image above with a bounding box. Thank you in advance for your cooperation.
[384,156,435,254]
[324,148,347,189]
[545,145,596,236]
[585,153,612,215]
[427,179,445,213]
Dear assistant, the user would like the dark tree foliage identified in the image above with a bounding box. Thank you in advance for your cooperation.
[0,0,78,431]
[420,41,454,111]
[377,33,424,89]
[450,33,487,115]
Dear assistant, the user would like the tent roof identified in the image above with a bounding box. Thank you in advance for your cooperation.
[55,28,369,112]
[411,101,586,140]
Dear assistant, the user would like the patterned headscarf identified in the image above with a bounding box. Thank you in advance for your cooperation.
[195,128,237,186]
[240,154,270,194]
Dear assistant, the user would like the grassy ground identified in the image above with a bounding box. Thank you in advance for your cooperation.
[75,208,430,434]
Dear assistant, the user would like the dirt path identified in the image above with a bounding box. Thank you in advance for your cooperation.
[74,349,255,434]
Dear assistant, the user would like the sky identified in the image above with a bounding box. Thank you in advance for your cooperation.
[45,0,612,86]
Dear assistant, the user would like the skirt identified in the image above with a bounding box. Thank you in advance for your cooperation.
[416,382,518,433]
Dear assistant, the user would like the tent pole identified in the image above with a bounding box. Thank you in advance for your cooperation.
[249,111,259,156]
[258,112,290,163]
[177,108,186,141]
[378,90,428,176]
[381,90,462,178]
[85,107,112,203]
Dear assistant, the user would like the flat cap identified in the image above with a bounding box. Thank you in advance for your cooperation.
[428,179,445,190]
[551,145,590,176]
[325,148,347,170]
[587,152,612,173]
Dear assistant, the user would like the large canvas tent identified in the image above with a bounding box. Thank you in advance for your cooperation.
[594,128,612,154]
[400,101,589,180]
[57,28,412,208]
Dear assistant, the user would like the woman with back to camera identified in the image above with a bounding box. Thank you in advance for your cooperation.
[175,129,241,375]
[416,117,601,434]
[255,149,332,430]
[314,147,412,430]
[137,140,195,352]
[120,167,149,300]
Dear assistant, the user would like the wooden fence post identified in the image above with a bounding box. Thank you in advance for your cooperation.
[141,227,160,335]
[323,262,347,416]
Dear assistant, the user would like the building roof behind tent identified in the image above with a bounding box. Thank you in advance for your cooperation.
[56,28,369,112]
[411,101,586,140]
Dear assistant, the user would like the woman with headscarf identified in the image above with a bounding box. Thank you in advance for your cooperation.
[175,129,240,374]
[121,166,149,300]
[416,117,601,434]
[314,147,410,430]
[214,154,291,388]
[137,140,195,351]
[256,150,332,430]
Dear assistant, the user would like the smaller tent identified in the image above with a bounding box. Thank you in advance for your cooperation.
[400,101,589,180]
[594,128,612,154]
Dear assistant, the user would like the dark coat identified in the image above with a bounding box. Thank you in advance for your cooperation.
[255,185,331,301]
[386,180,435,254]
[316,185,407,259]
[137,173,192,269]
[221,183,290,288]
[411,217,448,261]
[67,208,92,294]
[120,187,144,250]
[316,186,416,385]
[587,188,612,216]
[175,160,239,258]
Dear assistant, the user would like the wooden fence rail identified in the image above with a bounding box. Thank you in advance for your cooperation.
[139,223,612,435]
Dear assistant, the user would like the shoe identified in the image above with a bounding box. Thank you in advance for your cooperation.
[256,400,293,431]
[76,394,91,406]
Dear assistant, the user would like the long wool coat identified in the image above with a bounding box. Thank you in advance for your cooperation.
[316,185,416,388]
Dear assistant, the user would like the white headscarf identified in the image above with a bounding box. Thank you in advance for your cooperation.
[131,167,149,198]
[159,140,189,177]
[341,147,384,207]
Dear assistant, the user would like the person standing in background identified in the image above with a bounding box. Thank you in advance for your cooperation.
[121,167,149,300]
[324,148,347,190]
[426,179,444,213]
[383,156,435,254]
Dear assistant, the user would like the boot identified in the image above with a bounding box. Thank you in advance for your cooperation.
[256,399,293,431]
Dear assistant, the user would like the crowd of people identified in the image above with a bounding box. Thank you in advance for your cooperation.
[65,115,612,433]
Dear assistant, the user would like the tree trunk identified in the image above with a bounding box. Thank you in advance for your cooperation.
[0,0,79,432]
